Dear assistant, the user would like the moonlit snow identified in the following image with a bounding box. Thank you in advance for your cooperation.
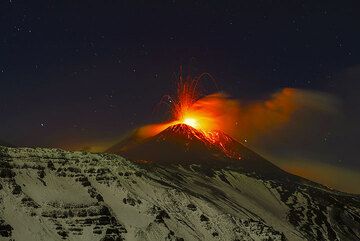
[0,146,359,241]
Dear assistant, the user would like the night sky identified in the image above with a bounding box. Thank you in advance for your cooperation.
[1,1,359,190]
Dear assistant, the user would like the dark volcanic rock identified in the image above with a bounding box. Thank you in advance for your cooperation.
[0,220,13,237]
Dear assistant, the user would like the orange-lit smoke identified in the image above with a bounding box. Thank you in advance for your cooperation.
[179,88,300,140]
[136,87,303,142]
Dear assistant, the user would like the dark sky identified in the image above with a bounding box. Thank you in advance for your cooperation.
[1,1,359,173]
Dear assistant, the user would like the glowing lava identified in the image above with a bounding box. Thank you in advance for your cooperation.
[182,117,198,128]
[163,72,220,132]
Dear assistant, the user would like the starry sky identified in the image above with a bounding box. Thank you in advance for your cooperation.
[1,1,359,190]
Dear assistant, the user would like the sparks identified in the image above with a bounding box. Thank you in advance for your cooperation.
[164,71,218,132]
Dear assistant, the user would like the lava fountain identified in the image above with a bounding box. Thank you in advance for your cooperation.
[151,73,245,158]
[159,72,222,132]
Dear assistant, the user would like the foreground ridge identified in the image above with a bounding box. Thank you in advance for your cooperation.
[0,146,359,241]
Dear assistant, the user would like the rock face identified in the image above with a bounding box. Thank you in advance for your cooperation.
[0,146,359,241]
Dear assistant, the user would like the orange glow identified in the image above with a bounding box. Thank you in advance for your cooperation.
[182,117,198,128]
[172,92,239,134]
[164,73,221,132]
[137,75,304,148]
[176,108,216,131]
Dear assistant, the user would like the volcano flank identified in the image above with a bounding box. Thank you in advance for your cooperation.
[108,124,285,175]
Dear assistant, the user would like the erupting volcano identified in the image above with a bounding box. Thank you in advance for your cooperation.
[108,74,283,175]
[165,74,241,142]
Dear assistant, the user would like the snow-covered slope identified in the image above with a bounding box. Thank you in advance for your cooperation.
[0,146,359,241]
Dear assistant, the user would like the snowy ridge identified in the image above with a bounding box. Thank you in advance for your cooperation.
[0,146,359,241]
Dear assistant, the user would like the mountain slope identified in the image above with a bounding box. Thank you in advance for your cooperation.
[108,124,284,176]
[0,146,359,241]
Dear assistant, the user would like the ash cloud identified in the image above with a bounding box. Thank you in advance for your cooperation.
[237,88,341,156]
[240,66,360,193]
